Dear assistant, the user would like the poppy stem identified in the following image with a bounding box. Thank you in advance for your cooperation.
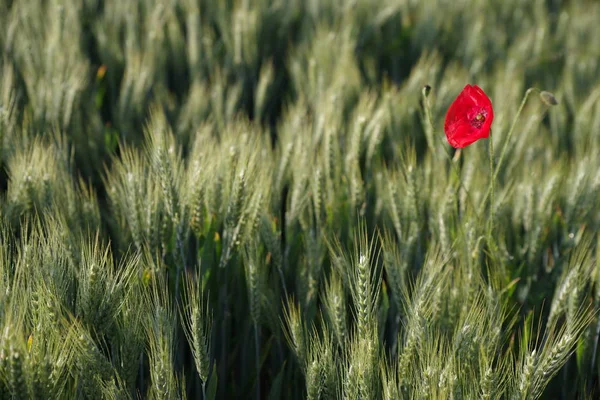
[487,130,495,239]
[478,88,538,216]
[421,86,481,219]
[494,88,537,182]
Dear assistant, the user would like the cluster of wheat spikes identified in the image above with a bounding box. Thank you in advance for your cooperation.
[0,0,600,399]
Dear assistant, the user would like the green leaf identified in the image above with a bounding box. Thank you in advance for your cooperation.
[378,280,390,341]
[206,362,218,400]
[523,310,534,351]
[268,362,286,400]
[576,332,587,374]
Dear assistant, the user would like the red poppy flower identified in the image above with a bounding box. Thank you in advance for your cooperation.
[444,84,494,148]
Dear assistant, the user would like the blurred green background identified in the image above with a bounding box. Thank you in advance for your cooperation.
[0,0,600,398]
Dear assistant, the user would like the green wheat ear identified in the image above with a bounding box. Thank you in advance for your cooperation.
[0,0,599,398]
[322,270,347,348]
[144,271,178,400]
[180,271,212,384]
[283,298,307,367]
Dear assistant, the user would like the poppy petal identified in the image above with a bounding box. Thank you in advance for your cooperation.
[444,84,494,148]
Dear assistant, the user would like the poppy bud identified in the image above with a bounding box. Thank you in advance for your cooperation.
[422,85,432,98]
[539,91,558,106]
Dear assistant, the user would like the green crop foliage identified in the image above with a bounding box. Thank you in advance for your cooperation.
[1,0,600,398]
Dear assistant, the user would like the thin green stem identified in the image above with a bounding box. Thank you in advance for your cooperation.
[421,88,481,219]
[495,88,537,181]
[254,323,261,400]
[219,281,228,399]
[487,130,495,240]
[175,219,186,301]
[277,262,288,301]
[422,89,436,156]
[478,88,538,216]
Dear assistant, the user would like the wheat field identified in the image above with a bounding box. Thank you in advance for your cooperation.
[1,0,600,399]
